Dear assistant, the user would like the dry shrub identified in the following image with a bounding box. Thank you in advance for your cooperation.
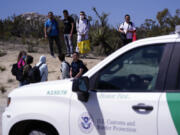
[0,65,6,72]
[0,50,7,57]
[0,86,6,94]
[7,79,14,83]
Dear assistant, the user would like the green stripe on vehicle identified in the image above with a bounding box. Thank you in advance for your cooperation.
[166,93,180,134]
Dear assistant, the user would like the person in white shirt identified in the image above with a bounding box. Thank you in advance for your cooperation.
[76,11,90,53]
[36,55,48,82]
[119,14,136,45]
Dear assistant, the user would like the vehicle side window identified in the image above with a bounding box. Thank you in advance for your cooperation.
[95,45,165,91]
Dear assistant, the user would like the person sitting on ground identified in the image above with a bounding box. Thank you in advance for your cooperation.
[36,55,48,82]
[70,52,84,78]
[58,54,70,79]
[23,55,33,85]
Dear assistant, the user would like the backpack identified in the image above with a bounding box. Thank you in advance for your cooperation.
[64,61,71,71]
[80,60,88,75]
[82,63,88,75]
[61,61,71,72]
[11,63,24,81]
[11,63,18,76]
[28,63,43,83]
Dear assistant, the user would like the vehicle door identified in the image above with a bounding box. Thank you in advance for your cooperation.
[70,43,172,135]
[158,42,180,135]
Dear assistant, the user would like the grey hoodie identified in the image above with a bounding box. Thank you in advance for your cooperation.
[36,55,48,82]
[61,61,70,79]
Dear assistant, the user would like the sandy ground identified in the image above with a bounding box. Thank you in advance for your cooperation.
[0,43,103,135]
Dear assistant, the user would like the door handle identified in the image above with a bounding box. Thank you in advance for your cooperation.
[132,103,153,114]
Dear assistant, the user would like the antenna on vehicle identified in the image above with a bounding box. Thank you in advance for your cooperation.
[175,25,180,35]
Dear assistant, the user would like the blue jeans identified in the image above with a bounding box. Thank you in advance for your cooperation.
[64,34,73,55]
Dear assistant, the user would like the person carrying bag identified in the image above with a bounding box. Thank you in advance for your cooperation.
[76,11,90,57]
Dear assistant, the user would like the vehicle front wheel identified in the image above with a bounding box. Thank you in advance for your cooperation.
[27,129,54,135]
[24,124,58,135]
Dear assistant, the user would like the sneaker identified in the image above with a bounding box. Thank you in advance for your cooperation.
[82,54,87,59]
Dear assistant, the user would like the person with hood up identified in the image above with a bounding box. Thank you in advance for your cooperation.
[36,55,48,82]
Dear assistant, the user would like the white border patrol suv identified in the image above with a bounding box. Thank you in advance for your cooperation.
[2,26,180,135]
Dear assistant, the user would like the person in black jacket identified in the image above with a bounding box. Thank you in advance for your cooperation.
[70,52,84,78]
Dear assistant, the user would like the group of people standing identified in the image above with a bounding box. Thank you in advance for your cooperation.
[12,11,136,87]
[44,10,136,59]
[44,10,90,58]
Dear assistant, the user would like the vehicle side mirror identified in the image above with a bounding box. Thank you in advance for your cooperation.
[72,76,89,102]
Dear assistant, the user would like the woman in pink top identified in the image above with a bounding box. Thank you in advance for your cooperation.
[17,51,27,86]
[17,51,27,69]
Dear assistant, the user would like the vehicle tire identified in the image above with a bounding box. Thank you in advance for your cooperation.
[24,124,58,135]
[26,129,54,135]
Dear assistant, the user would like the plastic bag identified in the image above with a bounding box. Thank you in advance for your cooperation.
[133,32,137,41]
[77,40,90,54]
